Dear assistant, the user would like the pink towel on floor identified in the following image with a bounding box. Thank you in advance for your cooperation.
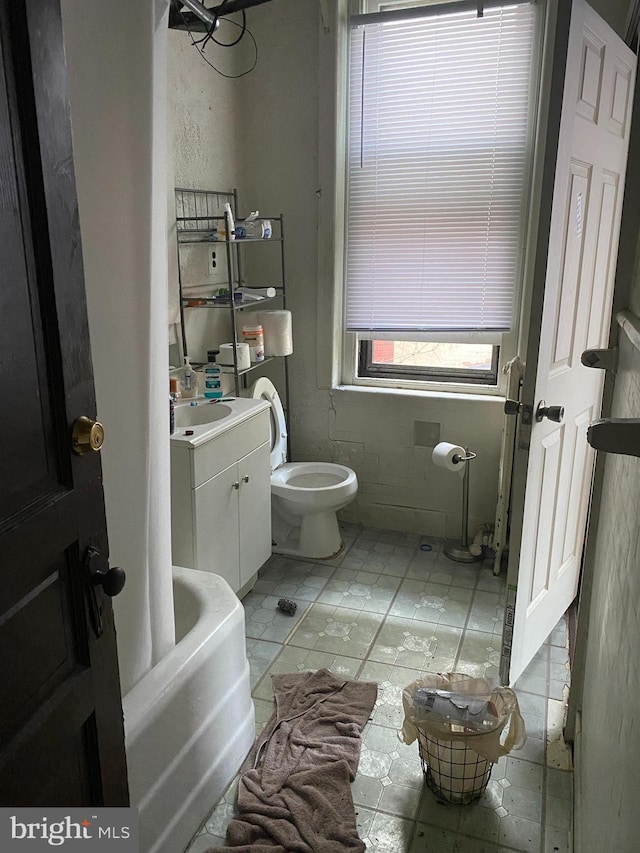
[209,668,377,852]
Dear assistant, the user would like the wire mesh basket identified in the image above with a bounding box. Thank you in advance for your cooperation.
[417,727,493,804]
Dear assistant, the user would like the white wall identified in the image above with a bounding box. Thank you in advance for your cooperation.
[576,310,640,850]
[167,0,506,538]
[587,0,630,37]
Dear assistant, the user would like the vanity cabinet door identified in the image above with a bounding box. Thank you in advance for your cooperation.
[238,441,272,589]
[194,463,241,592]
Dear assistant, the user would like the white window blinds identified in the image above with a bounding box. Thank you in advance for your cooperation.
[345,2,537,333]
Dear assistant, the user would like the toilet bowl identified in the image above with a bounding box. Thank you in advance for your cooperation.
[249,378,358,559]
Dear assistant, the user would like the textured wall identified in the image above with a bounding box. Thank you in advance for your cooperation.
[166,0,504,537]
[577,313,640,846]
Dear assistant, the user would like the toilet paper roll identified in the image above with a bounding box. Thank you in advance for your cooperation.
[216,342,251,371]
[432,442,467,473]
[260,310,293,356]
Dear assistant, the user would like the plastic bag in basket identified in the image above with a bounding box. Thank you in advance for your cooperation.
[400,672,526,764]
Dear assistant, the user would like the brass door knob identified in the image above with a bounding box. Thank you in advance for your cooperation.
[72,416,105,454]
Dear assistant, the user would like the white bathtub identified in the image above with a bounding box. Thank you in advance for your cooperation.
[123,566,255,853]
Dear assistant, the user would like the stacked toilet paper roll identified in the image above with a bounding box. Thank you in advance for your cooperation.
[260,310,293,356]
[432,442,467,473]
[216,342,251,371]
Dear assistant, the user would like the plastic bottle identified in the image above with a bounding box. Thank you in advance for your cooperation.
[169,377,179,435]
[242,324,265,363]
[221,202,235,241]
[203,363,223,399]
[181,356,197,398]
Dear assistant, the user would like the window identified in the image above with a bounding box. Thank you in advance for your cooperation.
[359,340,499,384]
[343,0,539,388]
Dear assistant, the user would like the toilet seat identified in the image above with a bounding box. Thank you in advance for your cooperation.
[249,378,287,472]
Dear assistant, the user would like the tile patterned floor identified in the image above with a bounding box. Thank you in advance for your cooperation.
[185,525,573,853]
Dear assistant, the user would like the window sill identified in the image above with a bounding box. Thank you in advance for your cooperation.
[334,383,506,405]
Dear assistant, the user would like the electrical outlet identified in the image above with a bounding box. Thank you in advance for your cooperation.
[208,248,218,276]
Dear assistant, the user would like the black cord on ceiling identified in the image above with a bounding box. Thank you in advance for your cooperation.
[177,4,258,79]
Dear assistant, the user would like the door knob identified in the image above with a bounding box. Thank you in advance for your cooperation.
[91,564,126,597]
[83,546,126,637]
[535,400,564,423]
[72,416,105,454]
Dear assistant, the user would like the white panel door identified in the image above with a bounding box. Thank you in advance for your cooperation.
[503,0,636,684]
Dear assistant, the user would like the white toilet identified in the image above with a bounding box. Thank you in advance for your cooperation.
[249,378,358,559]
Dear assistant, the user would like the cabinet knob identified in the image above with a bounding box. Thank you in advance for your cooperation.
[242,475,250,483]
[232,481,240,490]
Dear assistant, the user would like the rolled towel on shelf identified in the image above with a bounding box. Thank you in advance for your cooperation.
[260,310,293,356]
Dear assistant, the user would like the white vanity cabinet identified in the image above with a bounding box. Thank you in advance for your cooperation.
[170,403,271,595]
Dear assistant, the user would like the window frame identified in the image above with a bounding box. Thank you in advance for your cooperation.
[336,0,544,396]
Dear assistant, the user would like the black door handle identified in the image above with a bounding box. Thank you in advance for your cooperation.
[83,546,126,637]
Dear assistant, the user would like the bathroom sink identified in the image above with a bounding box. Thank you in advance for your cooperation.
[171,396,269,446]
[174,401,232,428]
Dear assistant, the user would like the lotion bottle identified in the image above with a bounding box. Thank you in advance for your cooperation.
[181,356,197,398]
[221,202,235,240]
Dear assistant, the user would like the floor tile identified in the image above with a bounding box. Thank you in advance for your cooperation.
[364,811,416,852]
[467,591,505,635]
[184,527,574,853]
[186,832,226,852]
[454,835,500,852]
[497,814,541,853]
[455,630,501,679]
[409,822,457,852]
[369,615,462,672]
[253,554,334,597]
[252,697,274,735]
[245,638,281,688]
[415,789,463,831]
[513,735,545,765]
[378,782,422,819]
[390,579,473,627]
[287,602,385,658]
[252,647,362,701]
[342,537,415,577]
[317,570,401,613]
[242,592,310,642]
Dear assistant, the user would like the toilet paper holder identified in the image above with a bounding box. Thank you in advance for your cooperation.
[444,447,483,564]
[452,450,477,465]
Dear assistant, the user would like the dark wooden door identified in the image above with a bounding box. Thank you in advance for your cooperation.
[0,0,128,805]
